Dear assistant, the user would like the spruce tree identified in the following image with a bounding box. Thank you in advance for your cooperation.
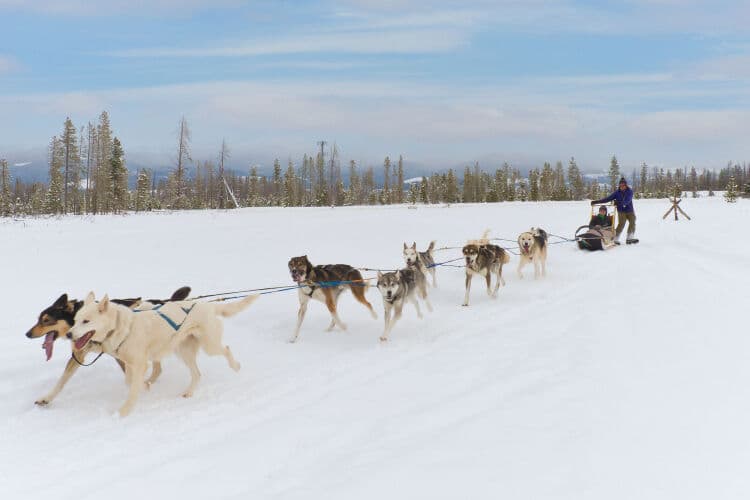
[135,168,151,211]
[94,111,113,213]
[61,117,80,214]
[382,156,391,204]
[724,176,738,203]
[609,155,621,192]
[110,137,128,213]
[45,137,64,214]
[396,155,405,204]
[0,159,10,216]
[567,157,584,200]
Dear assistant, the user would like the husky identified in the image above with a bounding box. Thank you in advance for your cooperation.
[287,255,377,343]
[67,291,258,417]
[26,286,190,406]
[403,241,437,288]
[517,227,548,279]
[376,269,424,342]
[461,231,510,306]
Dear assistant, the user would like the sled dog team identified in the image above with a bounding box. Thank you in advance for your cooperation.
[26,228,548,416]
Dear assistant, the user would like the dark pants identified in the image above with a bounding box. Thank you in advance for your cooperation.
[616,211,636,238]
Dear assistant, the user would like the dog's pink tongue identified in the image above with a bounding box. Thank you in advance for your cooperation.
[43,332,55,361]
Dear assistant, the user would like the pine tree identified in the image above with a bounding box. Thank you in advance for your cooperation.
[419,176,429,204]
[110,137,128,213]
[396,155,404,204]
[93,112,113,213]
[45,137,64,214]
[135,168,151,211]
[272,158,282,206]
[172,116,192,209]
[540,162,554,200]
[346,160,361,206]
[217,139,230,209]
[382,156,391,204]
[609,155,621,192]
[724,176,739,203]
[248,166,260,206]
[529,169,539,201]
[462,166,473,203]
[0,159,11,216]
[445,169,458,203]
[314,152,328,206]
[639,162,649,198]
[552,161,566,200]
[567,157,584,200]
[283,160,297,207]
[60,117,80,214]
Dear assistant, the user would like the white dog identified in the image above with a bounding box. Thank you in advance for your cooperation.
[517,227,548,279]
[68,292,258,417]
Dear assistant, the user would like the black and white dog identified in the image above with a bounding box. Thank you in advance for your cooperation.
[376,268,429,342]
[403,241,437,288]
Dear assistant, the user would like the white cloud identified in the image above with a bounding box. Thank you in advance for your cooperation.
[0,55,17,73]
[108,29,467,58]
[0,0,243,15]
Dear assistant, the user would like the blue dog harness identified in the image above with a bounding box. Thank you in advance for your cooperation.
[135,303,196,331]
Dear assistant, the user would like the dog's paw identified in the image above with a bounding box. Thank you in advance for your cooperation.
[461,303,469,307]
[118,407,133,418]
[182,391,193,398]
[34,398,50,406]
[379,336,389,342]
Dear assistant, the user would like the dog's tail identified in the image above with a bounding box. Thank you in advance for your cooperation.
[499,249,511,264]
[426,240,436,256]
[468,229,491,246]
[214,294,260,318]
[170,286,191,301]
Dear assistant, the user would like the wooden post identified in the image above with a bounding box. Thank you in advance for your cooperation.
[663,196,691,221]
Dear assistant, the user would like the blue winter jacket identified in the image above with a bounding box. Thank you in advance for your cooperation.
[595,187,634,213]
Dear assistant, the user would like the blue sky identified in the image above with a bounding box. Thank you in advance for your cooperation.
[1,0,749,173]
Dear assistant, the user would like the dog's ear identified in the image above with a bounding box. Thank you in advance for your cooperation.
[412,242,416,250]
[53,293,68,308]
[84,291,95,305]
[396,270,401,279]
[129,299,142,310]
[403,242,407,250]
[377,271,383,279]
[98,294,110,313]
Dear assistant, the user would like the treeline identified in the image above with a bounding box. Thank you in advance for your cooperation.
[1,114,749,216]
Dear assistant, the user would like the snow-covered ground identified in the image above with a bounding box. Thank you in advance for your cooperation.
[1,197,748,499]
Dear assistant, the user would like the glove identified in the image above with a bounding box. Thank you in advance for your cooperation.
[590,201,596,206]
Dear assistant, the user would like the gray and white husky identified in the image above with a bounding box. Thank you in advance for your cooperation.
[376,268,430,342]
[402,241,437,288]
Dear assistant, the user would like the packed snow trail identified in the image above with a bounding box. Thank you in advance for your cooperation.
[1,198,748,499]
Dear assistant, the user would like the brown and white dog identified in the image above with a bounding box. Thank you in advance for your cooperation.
[68,291,258,417]
[287,255,377,343]
[26,286,190,406]
[461,232,510,306]
[517,227,548,279]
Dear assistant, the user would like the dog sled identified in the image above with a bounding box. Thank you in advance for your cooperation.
[575,202,617,251]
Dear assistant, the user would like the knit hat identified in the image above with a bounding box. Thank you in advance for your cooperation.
[619,177,627,185]
[598,205,608,214]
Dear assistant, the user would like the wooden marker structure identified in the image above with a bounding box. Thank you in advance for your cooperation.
[663,195,691,221]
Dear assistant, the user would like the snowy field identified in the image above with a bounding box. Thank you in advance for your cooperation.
[1,197,748,499]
